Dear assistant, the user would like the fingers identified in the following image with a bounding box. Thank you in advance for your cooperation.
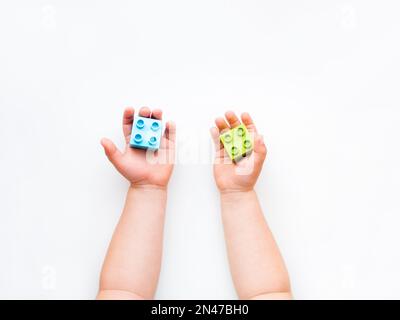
[215,117,229,133]
[151,109,163,120]
[241,112,257,133]
[225,110,241,128]
[100,138,123,167]
[138,106,151,117]
[164,121,176,142]
[160,122,176,164]
[215,111,252,133]
[122,107,135,143]
[138,106,163,120]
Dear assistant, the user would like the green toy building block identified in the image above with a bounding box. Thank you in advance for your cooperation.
[219,124,253,162]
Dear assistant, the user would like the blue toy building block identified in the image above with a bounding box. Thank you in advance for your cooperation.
[130,116,162,150]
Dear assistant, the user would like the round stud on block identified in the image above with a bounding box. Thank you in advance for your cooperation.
[149,136,157,145]
[237,127,245,137]
[244,139,252,149]
[231,146,239,155]
[134,133,143,143]
[136,119,145,129]
[151,121,160,131]
[224,133,232,143]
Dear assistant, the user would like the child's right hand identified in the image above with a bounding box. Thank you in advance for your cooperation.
[210,111,267,193]
[101,107,176,189]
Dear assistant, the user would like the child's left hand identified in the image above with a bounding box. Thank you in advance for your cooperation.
[101,107,176,189]
[210,111,267,193]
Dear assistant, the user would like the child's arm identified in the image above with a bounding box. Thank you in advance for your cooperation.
[211,111,291,300]
[97,107,175,300]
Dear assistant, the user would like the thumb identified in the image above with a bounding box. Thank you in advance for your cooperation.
[210,127,226,161]
[210,127,221,152]
[253,135,267,159]
[100,138,122,167]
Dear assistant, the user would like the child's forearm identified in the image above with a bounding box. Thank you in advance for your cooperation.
[97,185,167,300]
[220,190,291,300]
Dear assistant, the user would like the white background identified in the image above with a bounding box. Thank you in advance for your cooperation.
[1,0,400,299]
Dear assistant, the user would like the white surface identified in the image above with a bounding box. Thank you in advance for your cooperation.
[0,0,400,299]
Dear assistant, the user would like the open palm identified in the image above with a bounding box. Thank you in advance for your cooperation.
[101,107,175,189]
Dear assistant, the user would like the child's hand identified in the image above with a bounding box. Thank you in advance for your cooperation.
[210,111,267,193]
[101,107,175,189]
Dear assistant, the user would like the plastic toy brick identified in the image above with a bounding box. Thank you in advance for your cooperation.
[130,116,162,150]
[219,124,253,161]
